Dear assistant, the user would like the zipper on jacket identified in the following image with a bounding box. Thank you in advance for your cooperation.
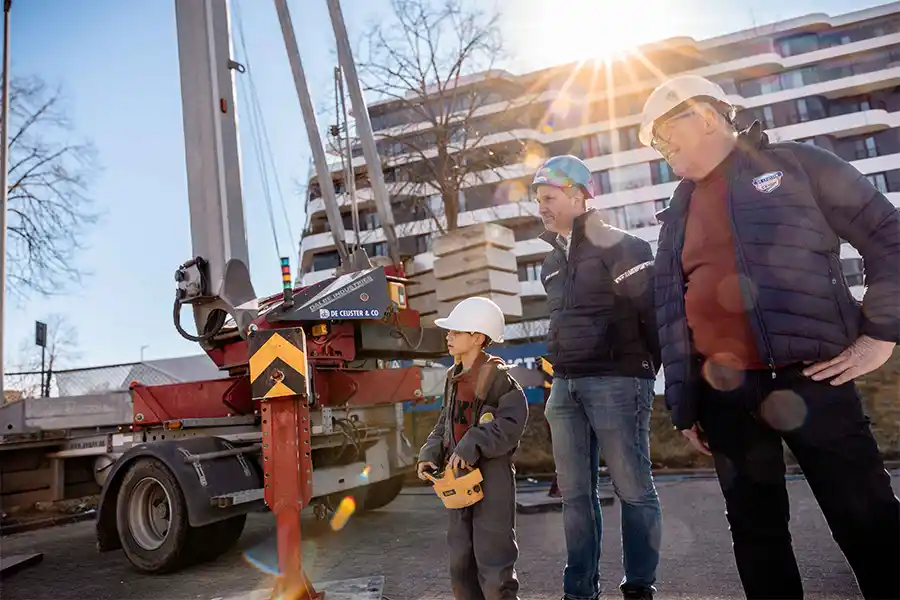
[827,253,851,341]
[725,175,777,379]
[671,218,696,386]
[562,233,575,310]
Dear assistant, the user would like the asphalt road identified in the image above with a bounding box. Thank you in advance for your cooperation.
[2,473,898,600]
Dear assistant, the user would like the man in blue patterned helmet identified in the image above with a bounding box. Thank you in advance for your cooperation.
[532,155,663,600]
[531,155,594,240]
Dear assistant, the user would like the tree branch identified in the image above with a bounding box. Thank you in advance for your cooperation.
[4,76,100,300]
[354,0,539,231]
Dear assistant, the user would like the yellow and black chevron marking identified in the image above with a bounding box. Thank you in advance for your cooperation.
[248,327,310,400]
[540,357,553,389]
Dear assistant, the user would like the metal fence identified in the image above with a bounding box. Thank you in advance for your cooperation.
[4,362,195,400]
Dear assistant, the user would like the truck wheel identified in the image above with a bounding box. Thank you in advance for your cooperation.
[115,458,194,574]
[361,474,405,510]
[187,514,247,562]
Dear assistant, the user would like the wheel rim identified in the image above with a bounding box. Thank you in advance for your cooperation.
[128,477,172,550]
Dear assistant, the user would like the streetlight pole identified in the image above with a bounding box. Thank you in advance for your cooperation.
[0,1,13,404]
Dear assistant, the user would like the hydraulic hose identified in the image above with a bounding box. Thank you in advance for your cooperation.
[172,296,227,342]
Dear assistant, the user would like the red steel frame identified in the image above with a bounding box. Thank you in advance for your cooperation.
[140,266,422,596]
[261,394,322,599]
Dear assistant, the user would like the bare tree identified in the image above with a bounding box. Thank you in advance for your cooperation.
[357,0,540,233]
[6,314,81,398]
[7,76,100,299]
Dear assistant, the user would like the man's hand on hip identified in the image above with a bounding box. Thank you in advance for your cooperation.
[802,335,896,386]
[681,424,712,456]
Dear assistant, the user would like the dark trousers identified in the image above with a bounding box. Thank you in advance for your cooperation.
[696,364,900,600]
[447,456,520,600]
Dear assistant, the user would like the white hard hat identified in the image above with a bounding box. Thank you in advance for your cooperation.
[638,75,732,147]
[434,297,506,343]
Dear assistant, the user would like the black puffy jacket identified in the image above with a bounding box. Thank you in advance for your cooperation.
[540,209,660,380]
[655,123,900,430]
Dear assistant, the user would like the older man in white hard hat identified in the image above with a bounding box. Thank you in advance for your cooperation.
[642,74,900,599]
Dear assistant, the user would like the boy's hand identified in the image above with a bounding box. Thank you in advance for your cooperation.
[447,453,470,472]
[416,461,437,481]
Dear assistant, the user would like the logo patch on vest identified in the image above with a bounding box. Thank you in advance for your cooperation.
[751,171,783,194]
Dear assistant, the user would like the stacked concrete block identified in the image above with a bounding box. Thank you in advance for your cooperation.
[405,257,439,326]
[432,223,522,320]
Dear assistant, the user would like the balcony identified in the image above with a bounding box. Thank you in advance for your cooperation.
[301,200,540,256]
[309,30,900,180]
[307,68,900,220]
[306,68,900,218]
[520,280,546,298]
[767,108,900,141]
[338,32,900,169]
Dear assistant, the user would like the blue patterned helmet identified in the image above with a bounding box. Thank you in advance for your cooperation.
[531,155,594,199]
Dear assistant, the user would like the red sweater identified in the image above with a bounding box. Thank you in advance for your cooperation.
[450,352,487,443]
[681,157,766,371]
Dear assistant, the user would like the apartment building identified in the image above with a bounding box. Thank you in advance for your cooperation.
[299,2,900,354]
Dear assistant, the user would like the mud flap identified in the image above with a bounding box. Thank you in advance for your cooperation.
[97,436,263,552]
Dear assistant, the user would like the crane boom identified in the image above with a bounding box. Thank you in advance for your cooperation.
[173,0,258,346]
[171,0,406,348]
[272,0,350,267]
[326,0,402,266]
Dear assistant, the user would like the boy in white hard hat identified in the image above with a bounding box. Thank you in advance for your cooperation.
[417,296,529,600]
[642,74,900,599]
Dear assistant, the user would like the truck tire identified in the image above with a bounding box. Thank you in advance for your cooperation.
[115,457,195,574]
[360,474,405,510]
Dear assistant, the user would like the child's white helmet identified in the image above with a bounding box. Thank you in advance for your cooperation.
[434,297,506,343]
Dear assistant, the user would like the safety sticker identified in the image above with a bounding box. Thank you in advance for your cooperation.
[248,327,310,400]
[751,171,783,194]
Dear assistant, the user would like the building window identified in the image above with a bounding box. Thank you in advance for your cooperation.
[591,170,612,195]
[795,98,810,123]
[866,172,889,193]
[372,242,388,257]
[854,136,878,160]
[624,201,658,229]
[762,106,775,128]
[654,198,670,213]
[581,132,613,158]
[618,126,640,151]
[518,261,543,282]
[650,160,676,185]
[598,206,626,229]
[842,258,864,287]
[609,163,652,192]
[414,234,432,254]
[312,250,340,271]
[777,33,820,57]
[362,211,381,230]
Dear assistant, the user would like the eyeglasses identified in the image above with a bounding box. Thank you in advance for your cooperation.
[650,110,697,151]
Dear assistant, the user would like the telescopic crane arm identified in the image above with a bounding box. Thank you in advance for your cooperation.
[172,0,259,348]
[173,0,403,346]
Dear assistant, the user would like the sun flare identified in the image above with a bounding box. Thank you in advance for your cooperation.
[505,0,684,70]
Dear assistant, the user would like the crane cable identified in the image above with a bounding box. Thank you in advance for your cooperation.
[232,0,297,270]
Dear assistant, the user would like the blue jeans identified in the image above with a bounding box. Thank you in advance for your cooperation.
[545,376,662,600]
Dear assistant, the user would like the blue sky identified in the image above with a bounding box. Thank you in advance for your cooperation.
[5,0,887,369]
